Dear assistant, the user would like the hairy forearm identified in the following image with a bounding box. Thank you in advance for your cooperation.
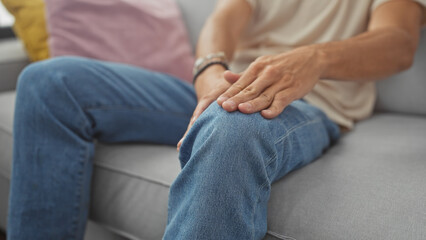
[193,16,237,98]
[196,16,238,62]
[316,25,419,82]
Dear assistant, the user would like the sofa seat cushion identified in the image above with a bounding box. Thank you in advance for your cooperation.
[90,144,180,240]
[1,91,426,239]
[266,113,426,240]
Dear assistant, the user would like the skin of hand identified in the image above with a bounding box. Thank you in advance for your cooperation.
[217,47,327,119]
[177,46,325,150]
[176,65,231,151]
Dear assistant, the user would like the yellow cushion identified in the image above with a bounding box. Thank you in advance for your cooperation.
[1,0,49,61]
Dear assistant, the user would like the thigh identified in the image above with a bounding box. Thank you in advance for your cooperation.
[27,56,198,145]
[267,100,341,182]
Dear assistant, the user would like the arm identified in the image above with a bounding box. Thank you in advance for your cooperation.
[217,0,424,118]
[320,0,423,81]
[177,0,252,150]
[193,0,252,99]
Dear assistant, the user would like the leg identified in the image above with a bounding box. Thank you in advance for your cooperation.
[7,56,197,240]
[163,101,340,239]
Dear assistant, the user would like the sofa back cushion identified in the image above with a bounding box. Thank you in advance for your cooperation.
[1,0,49,61]
[176,0,216,50]
[375,28,426,116]
[45,0,194,83]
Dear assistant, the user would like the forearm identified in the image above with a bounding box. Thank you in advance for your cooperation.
[194,16,238,98]
[316,0,423,82]
[316,27,417,81]
[193,0,252,99]
[196,16,238,64]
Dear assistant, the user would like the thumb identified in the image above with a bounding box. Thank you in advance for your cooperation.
[223,70,242,84]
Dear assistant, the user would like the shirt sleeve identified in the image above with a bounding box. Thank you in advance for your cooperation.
[371,0,426,26]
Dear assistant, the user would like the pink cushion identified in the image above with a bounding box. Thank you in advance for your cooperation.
[45,0,194,83]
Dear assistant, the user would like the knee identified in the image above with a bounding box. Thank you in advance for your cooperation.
[179,103,277,167]
[196,103,273,144]
[178,104,276,185]
[17,56,89,103]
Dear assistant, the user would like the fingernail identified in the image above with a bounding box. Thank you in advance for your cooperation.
[217,96,229,103]
[223,100,236,110]
[239,103,252,111]
[262,110,272,115]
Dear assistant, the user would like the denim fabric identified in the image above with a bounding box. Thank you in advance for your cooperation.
[8,56,197,240]
[8,56,339,240]
[164,102,340,240]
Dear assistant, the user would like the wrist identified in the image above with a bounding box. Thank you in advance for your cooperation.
[193,52,229,85]
[311,44,333,79]
[194,65,228,98]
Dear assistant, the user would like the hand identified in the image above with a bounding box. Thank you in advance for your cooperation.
[217,47,327,119]
[177,67,235,151]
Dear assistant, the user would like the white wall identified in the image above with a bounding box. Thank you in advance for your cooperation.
[0,3,14,27]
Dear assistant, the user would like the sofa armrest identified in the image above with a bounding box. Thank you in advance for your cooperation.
[0,39,29,92]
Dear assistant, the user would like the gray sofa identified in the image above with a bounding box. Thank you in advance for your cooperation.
[1,1,426,239]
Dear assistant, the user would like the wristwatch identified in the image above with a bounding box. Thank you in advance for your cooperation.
[192,52,228,75]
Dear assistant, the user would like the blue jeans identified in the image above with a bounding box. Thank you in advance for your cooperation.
[8,56,340,240]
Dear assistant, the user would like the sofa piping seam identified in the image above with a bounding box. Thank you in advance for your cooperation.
[0,124,12,137]
[266,230,297,240]
[94,162,171,188]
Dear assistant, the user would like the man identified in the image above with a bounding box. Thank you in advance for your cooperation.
[7,0,425,239]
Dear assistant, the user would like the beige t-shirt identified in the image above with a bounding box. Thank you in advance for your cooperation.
[231,0,426,129]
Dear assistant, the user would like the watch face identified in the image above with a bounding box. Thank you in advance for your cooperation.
[195,58,204,68]
[193,52,227,75]
[193,58,202,74]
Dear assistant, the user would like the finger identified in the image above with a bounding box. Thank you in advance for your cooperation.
[223,70,242,84]
[217,66,259,108]
[177,100,211,151]
[261,90,295,119]
[177,138,184,151]
[237,85,280,114]
[224,70,280,112]
[177,122,192,151]
[191,100,210,122]
[238,74,294,114]
[177,119,194,152]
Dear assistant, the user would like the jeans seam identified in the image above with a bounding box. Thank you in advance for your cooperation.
[263,117,322,169]
[253,117,323,240]
[59,73,93,239]
[72,145,88,239]
[274,117,322,144]
[252,189,258,240]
